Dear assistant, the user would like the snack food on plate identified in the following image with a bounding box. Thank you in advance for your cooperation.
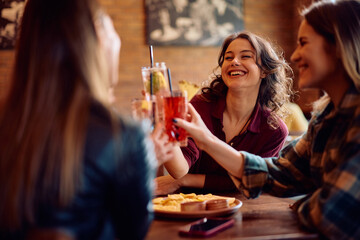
[205,199,229,210]
[152,193,236,212]
[181,201,206,212]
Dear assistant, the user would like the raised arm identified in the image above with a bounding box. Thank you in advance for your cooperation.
[173,103,245,179]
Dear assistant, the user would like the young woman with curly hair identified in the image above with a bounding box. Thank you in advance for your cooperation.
[156,31,294,194]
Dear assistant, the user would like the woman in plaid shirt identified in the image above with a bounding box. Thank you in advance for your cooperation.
[173,0,360,239]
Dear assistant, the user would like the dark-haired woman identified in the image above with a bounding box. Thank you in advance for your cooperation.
[156,31,294,194]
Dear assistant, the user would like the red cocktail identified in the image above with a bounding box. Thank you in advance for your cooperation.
[163,91,188,146]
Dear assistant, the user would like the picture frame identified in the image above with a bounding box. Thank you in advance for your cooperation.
[145,0,244,46]
[0,0,26,49]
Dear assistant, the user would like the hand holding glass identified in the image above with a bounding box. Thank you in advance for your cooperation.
[131,98,154,127]
[163,90,188,146]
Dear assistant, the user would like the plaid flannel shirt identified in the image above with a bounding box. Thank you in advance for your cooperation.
[232,85,360,239]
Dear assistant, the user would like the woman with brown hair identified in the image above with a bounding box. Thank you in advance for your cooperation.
[0,0,156,239]
[156,31,294,194]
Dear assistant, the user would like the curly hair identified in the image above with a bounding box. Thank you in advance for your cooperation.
[201,31,294,129]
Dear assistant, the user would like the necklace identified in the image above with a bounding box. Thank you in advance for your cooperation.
[238,113,252,135]
[223,107,254,143]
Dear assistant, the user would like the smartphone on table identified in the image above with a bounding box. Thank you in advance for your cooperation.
[178,217,235,237]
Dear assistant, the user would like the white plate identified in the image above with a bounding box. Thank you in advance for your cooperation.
[154,199,242,219]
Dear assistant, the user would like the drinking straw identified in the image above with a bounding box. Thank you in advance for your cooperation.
[149,45,154,95]
[167,68,173,96]
[149,45,154,68]
[149,46,156,127]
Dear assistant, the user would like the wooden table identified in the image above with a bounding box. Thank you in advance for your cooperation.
[146,193,319,240]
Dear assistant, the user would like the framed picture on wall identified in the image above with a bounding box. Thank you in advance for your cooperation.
[0,0,26,50]
[145,0,244,46]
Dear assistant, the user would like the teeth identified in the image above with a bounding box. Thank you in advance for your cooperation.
[230,71,245,76]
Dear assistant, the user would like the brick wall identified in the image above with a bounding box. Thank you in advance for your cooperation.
[0,50,14,109]
[0,0,318,115]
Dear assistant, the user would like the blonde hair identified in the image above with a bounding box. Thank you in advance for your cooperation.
[0,0,113,230]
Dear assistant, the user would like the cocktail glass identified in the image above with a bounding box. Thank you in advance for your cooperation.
[141,62,169,97]
[163,90,188,147]
[131,98,154,127]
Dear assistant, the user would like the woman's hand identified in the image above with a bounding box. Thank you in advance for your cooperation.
[173,103,215,150]
[150,123,175,166]
[174,104,245,179]
[154,175,180,196]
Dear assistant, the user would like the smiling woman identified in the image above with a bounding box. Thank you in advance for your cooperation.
[171,0,360,239]
[155,31,294,195]
[221,39,265,99]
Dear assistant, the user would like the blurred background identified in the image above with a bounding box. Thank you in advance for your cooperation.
[0,0,320,117]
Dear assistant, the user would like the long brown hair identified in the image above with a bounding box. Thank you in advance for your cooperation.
[201,31,294,128]
[0,0,111,230]
[300,0,360,113]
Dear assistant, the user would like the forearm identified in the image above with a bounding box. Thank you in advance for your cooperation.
[154,173,205,195]
[171,106,245,179]
[179,174,206,188]
[164,147,189,179]
[202,134,245,178]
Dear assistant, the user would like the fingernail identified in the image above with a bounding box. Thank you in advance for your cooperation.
[172,119,177,123]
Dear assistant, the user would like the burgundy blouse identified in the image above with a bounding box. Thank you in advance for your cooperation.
[181,95,288,191]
